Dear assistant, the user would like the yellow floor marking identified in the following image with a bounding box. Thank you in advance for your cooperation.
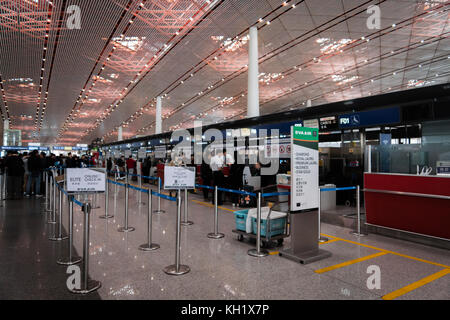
[382,268,450,300]
[315,252,387,274]
[191,199,235,212]
[319,238,340,245]
[269,251,279,255]
[320,233,450,269]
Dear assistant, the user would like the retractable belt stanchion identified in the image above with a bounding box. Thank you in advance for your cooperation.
[318,188,328,243]
[57,195,82,265]
[138,173,145,205]
[1,168,7,201]
[139,189,160,251]
[49,184,68,241]
[181,188,193,226]
[69,202,101,294]
[164,190,190,275]
[153,177,165,214]
[207,186,224,239]
[248,192,268,257]
[91,192,100,209]
[118,174,135,232]
[99,178,113,219]
[351,185,366,236]
[0,172,3,207]
[48,175,56,224]
[42,171,48,207]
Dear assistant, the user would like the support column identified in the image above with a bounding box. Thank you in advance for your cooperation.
[247,26,259,118]
[118,126,123,141]
[155,96,162,134]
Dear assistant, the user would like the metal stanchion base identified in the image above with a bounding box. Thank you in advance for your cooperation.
[49,235,69,241]
[99,214,114,219]
[138,243,160,251]
[318,236,329,243]
[68,280,102,294]
[207,232,224,239]
[56,256,82,265]
[117,226,135,232]
[350,231,367,237]
[248,248,269,257]
[181,221,194,226]
[163,264,190,276]
[153,210,165,214]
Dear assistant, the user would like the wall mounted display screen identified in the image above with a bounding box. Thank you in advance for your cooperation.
[339,107,400,129]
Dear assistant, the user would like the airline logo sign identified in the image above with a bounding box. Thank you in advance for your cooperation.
[291,126,319,212]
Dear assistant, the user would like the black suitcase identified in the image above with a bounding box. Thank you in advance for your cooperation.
[239,185,256,208]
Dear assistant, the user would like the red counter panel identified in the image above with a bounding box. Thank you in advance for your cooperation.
[364,173,450,240]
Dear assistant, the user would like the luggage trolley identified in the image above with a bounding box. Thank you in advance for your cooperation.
[232,186,290,248]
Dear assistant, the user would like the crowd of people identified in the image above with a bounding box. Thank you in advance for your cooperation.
[0,151,95,200]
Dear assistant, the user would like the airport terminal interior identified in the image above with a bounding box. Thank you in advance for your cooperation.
[0,0,449,302]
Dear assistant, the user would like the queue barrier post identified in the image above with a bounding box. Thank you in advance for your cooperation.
[207,186,224,239]
[57,195,82,265]
[181,188,193,226]
[91,192,100,209]
[351,185,366,237]
[118,175,135,232]
[0,169,6,202]
[0,171,3,207]
[68,202,102,294]
[318,188,329,243]
[42,171,48,207]
[248,192,269,257]
[49,184,68,241]
[163,190,190,276]
[99,178,113,219]
[138,173,145,205]
[153,177,165,214]
[139,189,160,251]
[48,175,57,224]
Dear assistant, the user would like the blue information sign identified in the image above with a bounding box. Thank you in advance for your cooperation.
[339,107,400,129]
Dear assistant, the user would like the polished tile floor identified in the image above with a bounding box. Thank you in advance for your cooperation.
[1,183,449,300]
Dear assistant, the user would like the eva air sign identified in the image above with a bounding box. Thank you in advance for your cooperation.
[290,125,319,212]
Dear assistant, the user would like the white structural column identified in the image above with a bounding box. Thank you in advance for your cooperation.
[118,126,123,141]
[155,96,162,134]
[247,26,260,118]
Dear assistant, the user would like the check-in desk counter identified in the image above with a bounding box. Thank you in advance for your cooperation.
[364,173,450,240]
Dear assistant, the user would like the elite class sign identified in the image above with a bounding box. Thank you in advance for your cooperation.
[164,166,196,190]
[66,168,106,193]
[290,125,319,212]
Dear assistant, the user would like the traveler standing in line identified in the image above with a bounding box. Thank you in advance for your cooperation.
[107,157,113,176]
[201,154,212,200]
[22,152,30,195]
[5,151,25,200]
[229,154,245,207]
[26,150,43,198]
[210,150,225,205]
[65,152,75,168]
[126,155,136,176]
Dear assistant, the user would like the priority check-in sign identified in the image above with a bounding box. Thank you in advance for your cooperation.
[66,168,106,193]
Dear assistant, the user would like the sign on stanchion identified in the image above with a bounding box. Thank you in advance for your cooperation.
[138,189,160,251]
[68,202,102,294]
[163,190,190,276]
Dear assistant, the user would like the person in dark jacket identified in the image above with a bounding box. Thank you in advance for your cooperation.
[5,151,25,200]
[229,162,245,206]
[26,150,43,197]
[200,154,213,200]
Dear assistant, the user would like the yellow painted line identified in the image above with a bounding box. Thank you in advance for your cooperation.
[319,238,340,245]
[321,233,450,270]
[315,252,387,274]
[269,251,279,255]
[382,268,450,300]
[191,199,235,212]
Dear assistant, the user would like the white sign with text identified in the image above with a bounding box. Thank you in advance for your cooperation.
[164,166,196,190]
[66,168,106,193]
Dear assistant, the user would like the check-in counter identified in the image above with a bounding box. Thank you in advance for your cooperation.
[364,173,450,240]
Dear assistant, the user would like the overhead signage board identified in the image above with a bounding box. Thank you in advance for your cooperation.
[164,166,196,190]
[319,116,338,130]
[138,148,146,159]
[155,145,166,159]
[303,119,319,129]
[124,150,131,158]
[290,125,319,212]
[436,161,450,176]
[66,168,106,193]
[339,107,400,129]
